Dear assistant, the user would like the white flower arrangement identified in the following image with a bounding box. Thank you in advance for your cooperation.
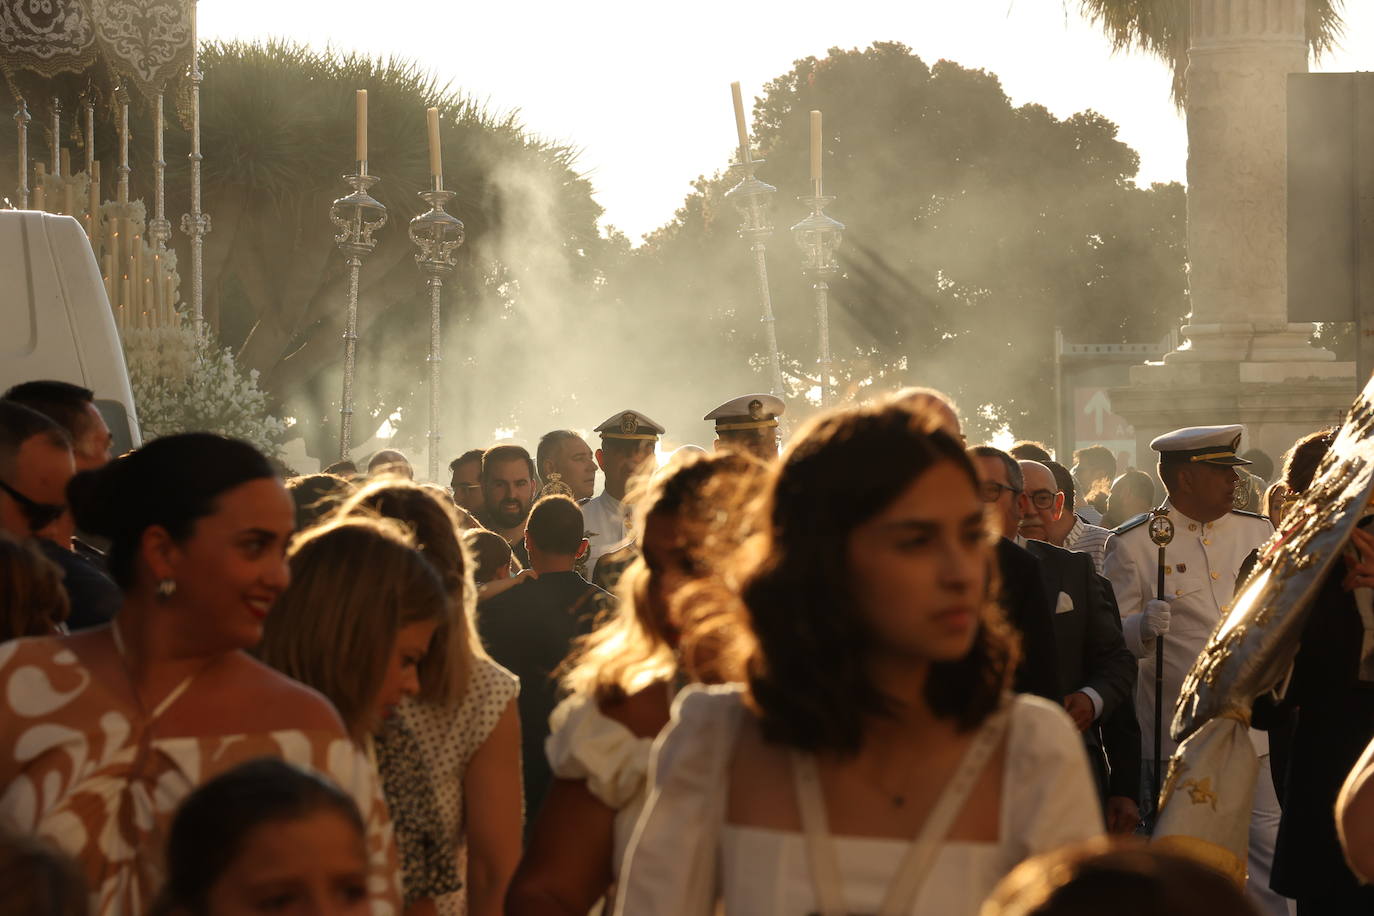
[124,325,287,458]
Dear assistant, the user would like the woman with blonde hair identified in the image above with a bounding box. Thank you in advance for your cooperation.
[337,478,522,916]
[258,514,450,914]
[0,531,69,639]
[506,449,765,915]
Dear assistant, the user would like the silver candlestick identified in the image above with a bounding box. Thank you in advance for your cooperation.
[50,98,60,176]
[725,152,784,396]
[329,166,388,461]
[792,194,844,407]
[179,0,209,332]
[408,180,465,483]
[148,91,171,250]
[14,99,29,208]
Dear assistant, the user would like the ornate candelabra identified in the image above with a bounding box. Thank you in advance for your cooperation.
[14,99,30,208]
[408,181,465,483]
[50,98,61,176]
[791,194,845,407]
[329,169,388,461]
[179,0,210,332]
[725,153,784,396]
[148,91,171,252]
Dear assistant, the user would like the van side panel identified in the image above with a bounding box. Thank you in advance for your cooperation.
[0,212,142,448]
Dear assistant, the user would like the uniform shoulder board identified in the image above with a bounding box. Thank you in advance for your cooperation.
[1231,509,1269,521]
[1112,512,1151,536]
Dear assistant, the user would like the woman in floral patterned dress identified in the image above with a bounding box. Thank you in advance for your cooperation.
[0,434,400,915]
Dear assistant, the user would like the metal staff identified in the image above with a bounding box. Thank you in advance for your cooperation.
[792,195,844,407]
[14,99,30,208]
[329,166,387,461]
[180,0,210,332]
[408,178,465,484]
[1147,508,1176,811]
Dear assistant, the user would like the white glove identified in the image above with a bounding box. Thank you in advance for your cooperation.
[1141,599,1171,637]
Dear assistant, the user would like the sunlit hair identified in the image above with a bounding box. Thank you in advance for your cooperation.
[335,478,486,708]
[258,515,448,743]
[285,472,356,531]
[0,533,69,640]
[981,837,1259,916]
[742,400,1016,754]
[1282,428,1336,495]
[560,449,766,705]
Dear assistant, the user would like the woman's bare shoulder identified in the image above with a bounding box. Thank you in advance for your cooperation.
[217,653,348,736]
[598,682,672,740]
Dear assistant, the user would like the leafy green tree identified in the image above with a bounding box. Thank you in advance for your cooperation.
[616,42,1188,443]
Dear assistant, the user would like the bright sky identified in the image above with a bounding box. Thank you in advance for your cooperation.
[201,0,1374,242]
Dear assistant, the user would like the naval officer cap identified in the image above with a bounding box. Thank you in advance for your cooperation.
[594,409,666,442]
[704,394,785,432]
[1150,424,1252,467]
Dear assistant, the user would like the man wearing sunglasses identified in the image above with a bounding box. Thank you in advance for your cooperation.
[0,400,120,630]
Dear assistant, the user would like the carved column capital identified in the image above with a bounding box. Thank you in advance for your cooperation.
[1190,0,1305,53]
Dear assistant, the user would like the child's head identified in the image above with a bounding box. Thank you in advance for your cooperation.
[156,759,369,916]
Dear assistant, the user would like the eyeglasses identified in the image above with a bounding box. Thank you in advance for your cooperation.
[1024,489,1061,510]
[0,478,66,532]
[979,481,1021,503]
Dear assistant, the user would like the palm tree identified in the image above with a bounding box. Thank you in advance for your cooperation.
[1077,0,1345,103]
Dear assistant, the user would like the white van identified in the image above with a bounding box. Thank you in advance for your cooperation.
[1,210,141,453]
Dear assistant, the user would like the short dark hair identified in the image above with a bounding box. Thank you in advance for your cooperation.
[525,494,585,556]
[68,433,276,589]
[285,473,356,530]
[0,832,86,916]
[448,449,484,474]
[322,459,357,477]
[154,759,364,916]
[367,449,411,476]
[1115,469,1155,504]
[462,529,513,584]
[1045,460,1075,506]
[1074,445,1116,479]
[1010,441,1053,464]
[971,445,1023,491]
[1282,429,1337,495]
[3,380,95,441]
[536,430,580,480]
[481,444,535,483]
[0,400,71,479]
[744,402,1016,754]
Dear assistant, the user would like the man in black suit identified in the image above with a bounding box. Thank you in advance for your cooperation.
[970,446,1062,704]
[479,494,613,836]
[1018,459,1141,833]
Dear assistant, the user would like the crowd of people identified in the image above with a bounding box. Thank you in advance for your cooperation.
[0,378,1371,916]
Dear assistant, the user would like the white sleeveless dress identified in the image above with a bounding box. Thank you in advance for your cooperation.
[614,686,1103,915]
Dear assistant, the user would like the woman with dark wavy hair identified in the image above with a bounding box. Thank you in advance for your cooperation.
[614,401,1102,915]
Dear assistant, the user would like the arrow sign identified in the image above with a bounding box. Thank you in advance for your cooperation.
[1084,390,1112,436]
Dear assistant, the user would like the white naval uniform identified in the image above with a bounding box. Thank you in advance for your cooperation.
[583,491,632,568]
[1104,503,1291,915]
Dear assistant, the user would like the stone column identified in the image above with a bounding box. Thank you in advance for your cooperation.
[1175,0,1330,363]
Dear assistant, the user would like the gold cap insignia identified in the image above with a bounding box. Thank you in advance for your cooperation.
[619,412,638,435]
